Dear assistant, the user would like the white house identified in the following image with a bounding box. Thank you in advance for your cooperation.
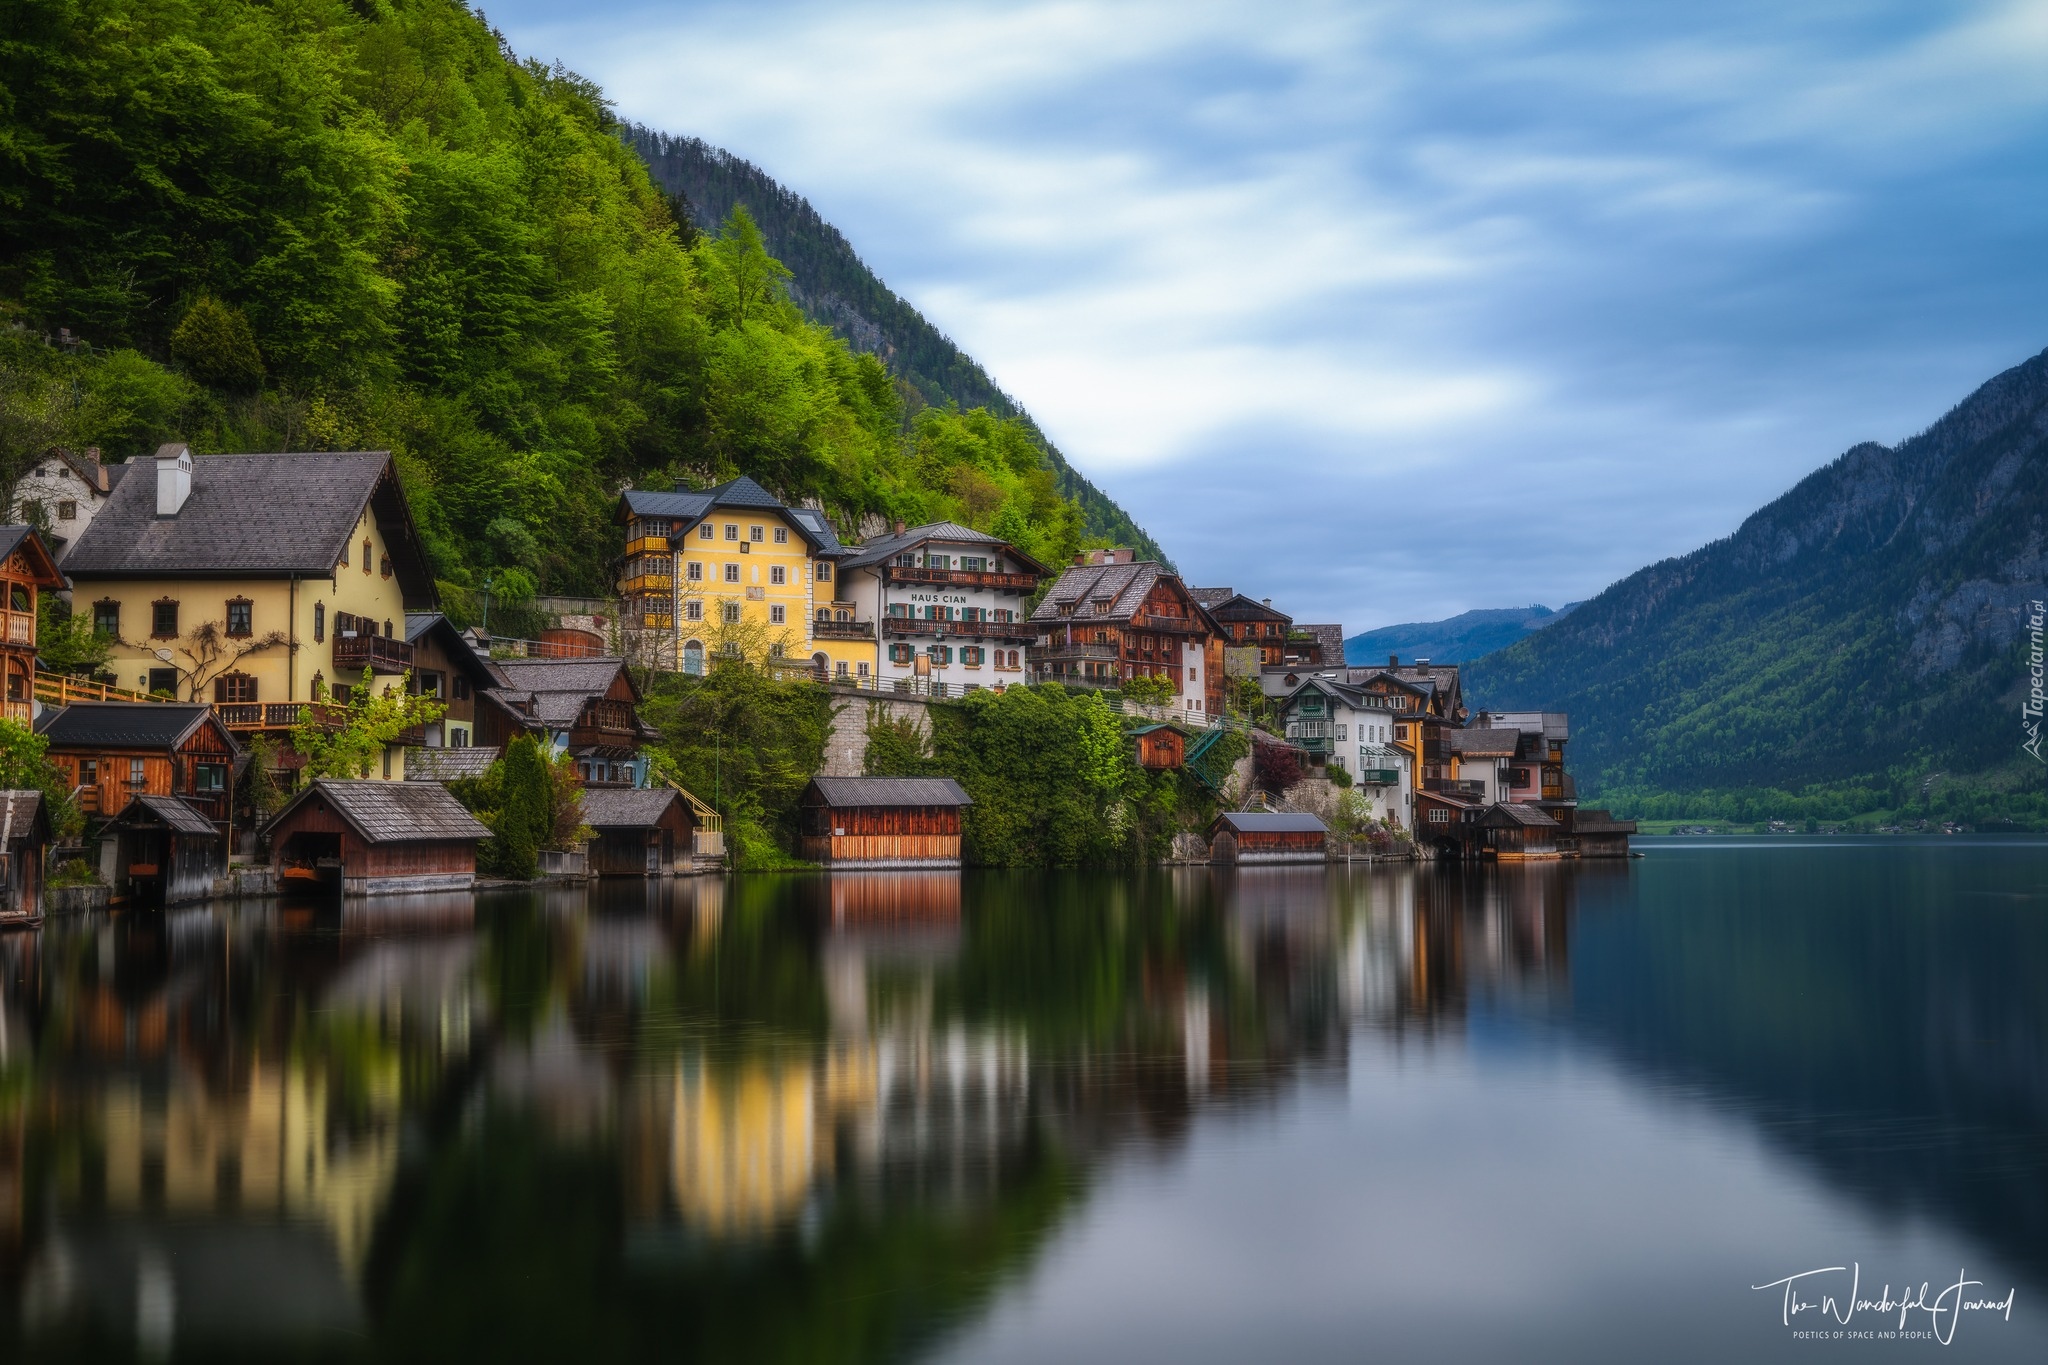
[9,446,117,563]
[1278,676,1412,824]
[835,522,1046,694]
[1446,727,1520,804]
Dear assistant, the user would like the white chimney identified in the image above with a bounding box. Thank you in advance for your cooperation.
[155,443,192,517]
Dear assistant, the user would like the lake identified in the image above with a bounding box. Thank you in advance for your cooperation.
[0,838,2043,1362]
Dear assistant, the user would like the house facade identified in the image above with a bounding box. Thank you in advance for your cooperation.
[1277,677,1411,822]
[36,701,242,831]
[9,447,115,563]
[402,613,513,751]
[0,526,64,725]
[488,656,654,787]
[615,476,863,679]
[1029,550,1215,722]
[61,446,436,778]
[835,521,1043,693]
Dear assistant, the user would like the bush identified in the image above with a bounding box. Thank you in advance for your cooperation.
[169,295,265,391]
[1252,739,1302,794]
[47,858,100,889]
[1122,673,1174,706]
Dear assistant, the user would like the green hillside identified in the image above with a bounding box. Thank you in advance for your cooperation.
[1466,348,2048,825]
[0,0,1114,602]
[1345,604,1578,667]
[626,128,1168,566]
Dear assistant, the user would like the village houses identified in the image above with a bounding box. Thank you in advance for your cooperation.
[833,521,1045,693]
[1028,549,1217,722]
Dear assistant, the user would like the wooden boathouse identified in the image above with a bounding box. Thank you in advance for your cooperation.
[263,778,490,895]
[0,790,49,926]
[1128,722,1188,771]
[1566,808,1637,858]
[799,777,973,868]
[101,795,226,905]
[580,787,695,876]
[1480,802,1562,860]
[1208,810,1329,864]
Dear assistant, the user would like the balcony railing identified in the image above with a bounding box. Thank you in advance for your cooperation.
[881,615,1037,640]
[334,633,414,673]
[215,702,348,732]
[1354,767,1400,786]
[620,573,673,596]
[882,565,1037,592]
[1033,641,1121,662]
[624,535,672,558]
[1425,778,1488,797]
[811,619,875,640]
[1129,611,1206,634]
[1,610,32,646]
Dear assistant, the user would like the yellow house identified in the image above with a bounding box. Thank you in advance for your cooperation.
[62,445,438,779]
[615,476,874,679]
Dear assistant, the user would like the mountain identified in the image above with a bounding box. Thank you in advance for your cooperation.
[1465,347,2048,822]
[625,128,1167,565]
[1345,604,1579,666]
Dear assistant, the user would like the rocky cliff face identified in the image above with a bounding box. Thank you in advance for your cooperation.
[1466,347,2048,798]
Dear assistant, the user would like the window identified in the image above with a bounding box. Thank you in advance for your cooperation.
[380,553,393,579]
[92,599,119,636]
[128,758,146,788]
[686,561,703,581]
[889,644,913,664]
[193,764,226,793]
[723,563,740,583]
[961,556,986,572]
[773,526,788,544]
[835,661,849,677]
[721,603,741,624]
[151,599,179,638]
[332,683,353,704]
[817,561,832,582]
[362,539,372,573]
[896,553,917,568]
[769,605,785,624]
[962,646,983,665]
[769,565,785,585]
[454,676,472,701]
[699,522,714,540]
[57,500,76,521]
[1008,650,1020,668]
[856,662,870,678]
[313,602,325,642]
[749,525,764,542]
[685,600,703,622]
[724,523,739,541]
[214,673,258,704]
[80,758,97,786]
[1429,808,1449,823]
[225,598,252,636]
[413,670,444,699]
[927,644,952,664]
[450,727,469,748]
[769,642,785,658]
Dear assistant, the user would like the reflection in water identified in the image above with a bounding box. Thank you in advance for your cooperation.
[0,847,2040,1361]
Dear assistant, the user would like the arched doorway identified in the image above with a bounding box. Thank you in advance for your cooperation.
[811,652,829,681]
[682,639,704,676]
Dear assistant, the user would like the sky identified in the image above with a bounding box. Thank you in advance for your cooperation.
[481,0,2048,629]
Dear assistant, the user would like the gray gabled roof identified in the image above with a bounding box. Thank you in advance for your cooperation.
[63,451,436,605]
[785,506,846,556]
[107,793,220,837]
[579,786,686,828]
[35,701,227,751]
[489,657,644,732]
[1029,560,1170,624]
[0,790,46,846]
[615,476,834,552]
[403,746,501,782]
[1484,802,1561,828]
[1212,810,1328,835]
[807,777,973,808]
[263,778,490,843]
[1187,587,1235,608]
[1448,728,1520,757]
[1572,809,1637,834]
[836,521,1044,573]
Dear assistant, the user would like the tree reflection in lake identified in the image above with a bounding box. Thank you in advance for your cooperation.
[0,846,2040,1362]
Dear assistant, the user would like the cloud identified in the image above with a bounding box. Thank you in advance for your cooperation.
[486,0,2048,623]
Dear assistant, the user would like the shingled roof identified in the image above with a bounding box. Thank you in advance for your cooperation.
[403,746,501,782]
[490,656,644,731]
[615,475,835,552]
[264,778,491,844]
[1448,728,1520,758]
[1483,802,1560,828]
[36,701,232,752]
[63,450,435,606]
[806,777,973,808]
[0,790,46,845]
[837,521,1045,573]
[580,786,687,829]
[1028,560,1168,624]
[107,793,220,837]
[1212,810,1328,835]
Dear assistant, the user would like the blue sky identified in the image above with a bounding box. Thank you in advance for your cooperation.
[483,0,2048,628]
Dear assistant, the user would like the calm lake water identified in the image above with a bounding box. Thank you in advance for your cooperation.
[0,838,2044,1362]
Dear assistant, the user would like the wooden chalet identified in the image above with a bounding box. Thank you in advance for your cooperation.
[0,527,65,725]
[1480,802,1562,860]
[403,613,518,750]
[0,790,50,926]
[100,795,226,905]
[488,656,653,787]
[1188,590,1293,666]
[799,777,974,868]
[1129,722,1188,771]
[36,701,242,832]
[581,787,696,876]
[1413,789,1487,859]
[1028,552,1215,719]
[1208,810,1328,864]
[262,778,490,895]
[1565,808,1637,858]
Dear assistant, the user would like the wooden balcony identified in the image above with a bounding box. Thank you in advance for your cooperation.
[334,633,414,673]
[881,615,1037,641]
[216,702,348,732]
[625,535,673,558]
[1,610,32,647]
[882,565,1037,592]
[812,618,874,640]
[1129,611,1207,634]
[1033,641,1121,663]
[621,573,673,597]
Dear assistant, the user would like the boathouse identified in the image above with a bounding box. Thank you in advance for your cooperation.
[1567,808,1637,858]
[1128,722,1188,771]
[581,787,695,876]
[1480,802,1562,860]
[1208,810,1328,864]
[799,777,973,868]
[263,778,490,895]
[101,795,226,905]
[0,790,49,925]
[38,701,242,831]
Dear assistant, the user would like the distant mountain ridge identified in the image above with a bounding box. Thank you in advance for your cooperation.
[1466,346,2048,815]
[625,127,1168,566]
[1345,604,1580,666]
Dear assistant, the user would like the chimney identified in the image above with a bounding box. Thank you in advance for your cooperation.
[154,442,192,517]
[1262,597,1271,607]
[892,520,906,535]
[1389,654,1399,667]
[1415,657,1431,667]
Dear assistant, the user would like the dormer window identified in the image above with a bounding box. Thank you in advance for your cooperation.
[1091,598,1111,615]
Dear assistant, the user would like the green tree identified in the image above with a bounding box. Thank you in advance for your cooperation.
[168,296,265,391]
[293,669,447,778]
[0,718,81,838]
[34,593,109,677]
[492,736,553,880]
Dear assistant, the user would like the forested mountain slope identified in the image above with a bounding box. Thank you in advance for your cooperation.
[0,0,1126,603]
[626,129,1167,565]
[1345,604,1577,666]
[1466,347,2048,822]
